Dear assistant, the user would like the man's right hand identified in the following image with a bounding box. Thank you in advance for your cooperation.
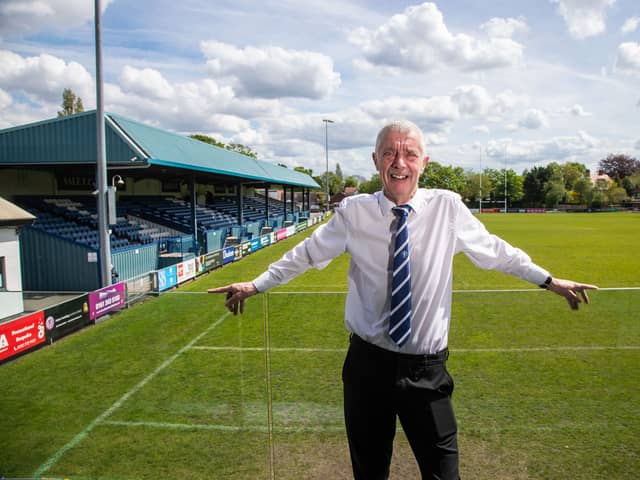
[208,282,258,315]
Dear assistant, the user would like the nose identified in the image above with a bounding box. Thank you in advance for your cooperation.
[392,151,407,168]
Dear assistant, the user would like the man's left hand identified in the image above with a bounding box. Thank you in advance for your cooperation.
[547,278,598,310]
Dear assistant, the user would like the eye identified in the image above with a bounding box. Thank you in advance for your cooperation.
[382,150,395,159]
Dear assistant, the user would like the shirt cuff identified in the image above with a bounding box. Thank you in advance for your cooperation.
[252,271,276,293]
[523,265,551,287]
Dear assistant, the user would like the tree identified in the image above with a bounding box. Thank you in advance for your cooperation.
[358,174,382,194]
[608,186,628,205]
[561,162,589,190]
[572,177,593,205]
[419,162,466,194]
[294,166,313,176]
[542,163,566,207]
[57,88,84,117]
[227,143,258,158]
[544,181,565,208]
[463,171,494,206]
[485,168,523,206]
[597,154,640,181]
[190,134,258,158]
[621,173,640,197]
[190,134,225,148]
[522,166,550,207]
[344,176,358,188]
[314,171,342,197]
[334,162,345,192]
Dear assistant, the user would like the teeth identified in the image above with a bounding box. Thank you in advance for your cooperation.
[391,174,407,179]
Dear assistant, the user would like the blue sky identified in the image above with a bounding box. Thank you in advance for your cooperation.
[1,0,639,179]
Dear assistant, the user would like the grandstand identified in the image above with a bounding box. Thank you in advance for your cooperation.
[0,110,319,292]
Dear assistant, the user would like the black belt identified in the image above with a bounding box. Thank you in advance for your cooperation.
[350,333,449,362]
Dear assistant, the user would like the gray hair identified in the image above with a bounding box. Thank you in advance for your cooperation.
[374,120,426,156]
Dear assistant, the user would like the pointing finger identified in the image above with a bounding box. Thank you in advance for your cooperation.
[208,285,232,294]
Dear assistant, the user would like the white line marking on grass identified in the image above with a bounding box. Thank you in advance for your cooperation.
[268,286,640,294]
[102,419,345,433]
[33,311,231,478]
[190,345,639,354]
[189,346,346,353]
[453,345,640,353]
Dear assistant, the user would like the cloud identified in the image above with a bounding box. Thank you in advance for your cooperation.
[0,49,93,105]
[0,0,112,37]
[119,66,174,100]
[615,42,640,74]
[480,17,529,38]
[550,0,615,39]
[621,16,640,34]
[201,41,341,99]
[104,74,277,134]
[349,2,524,72]
[486,130,600,166]
[0,87,12,111]
[518,109,549,129]
[569,104,592,116]
[452,85,493,116]
[635,139,640,150]
[472,125,490,134]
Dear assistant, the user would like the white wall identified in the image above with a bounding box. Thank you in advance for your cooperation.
[0,227,25,319]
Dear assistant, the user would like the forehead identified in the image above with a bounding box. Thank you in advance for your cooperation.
[378,130,422,151]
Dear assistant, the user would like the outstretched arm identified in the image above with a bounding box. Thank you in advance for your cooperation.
[546,278,598,310]
[208,282,258,315]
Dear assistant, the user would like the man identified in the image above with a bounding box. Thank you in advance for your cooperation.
[209,120,597,479]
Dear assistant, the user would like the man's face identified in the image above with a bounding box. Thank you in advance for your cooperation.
[372,129,429,205]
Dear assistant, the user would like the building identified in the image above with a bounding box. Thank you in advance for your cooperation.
[0,197,35,319]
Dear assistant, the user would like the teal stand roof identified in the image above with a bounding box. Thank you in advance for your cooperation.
[0,110,319,189]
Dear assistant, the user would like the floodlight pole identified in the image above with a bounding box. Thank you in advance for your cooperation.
[95,0,111,286]
[503,143,508,214]
[323,119,334,209]
[479,146,483,213]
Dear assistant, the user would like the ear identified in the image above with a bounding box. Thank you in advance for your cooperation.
[372,152,380,172]
[422,155,430,169]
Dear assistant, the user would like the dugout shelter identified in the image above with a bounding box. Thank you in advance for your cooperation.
[0,111,319,292]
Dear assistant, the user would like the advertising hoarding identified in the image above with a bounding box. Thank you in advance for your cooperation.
[89,282,126,320]
[0,311,46,362]
[157,264,178,292]
[177,258,196,284]
[222,246,235,265]
[44,295,90,342]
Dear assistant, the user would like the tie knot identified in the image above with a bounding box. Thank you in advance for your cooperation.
[392,205,411,218]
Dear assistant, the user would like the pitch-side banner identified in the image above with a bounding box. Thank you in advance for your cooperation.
[177,258,196,284]
[0,311,46,362]
[276,228,287,241]
[44,295,90,342]
[222,246,235,264]
[89,282,126,320]
[260,234,271,248]
[157,265,178,292]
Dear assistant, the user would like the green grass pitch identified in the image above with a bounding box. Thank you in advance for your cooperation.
[0,212,638,479]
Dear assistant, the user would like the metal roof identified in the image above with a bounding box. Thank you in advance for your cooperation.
[0,196,36,227]
[0,111,319,189]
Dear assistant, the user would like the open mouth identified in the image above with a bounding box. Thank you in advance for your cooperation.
[390,174,408,180]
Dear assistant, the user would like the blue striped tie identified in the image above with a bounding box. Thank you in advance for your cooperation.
[389,205,412,346]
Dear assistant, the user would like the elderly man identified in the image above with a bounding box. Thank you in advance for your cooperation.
[209,120,597,479]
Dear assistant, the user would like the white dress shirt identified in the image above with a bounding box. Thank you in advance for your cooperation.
[253,189,550,354]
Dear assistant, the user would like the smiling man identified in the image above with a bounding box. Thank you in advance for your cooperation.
[209,120,597,479]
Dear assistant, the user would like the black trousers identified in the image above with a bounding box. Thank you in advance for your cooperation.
[342,335,460,480]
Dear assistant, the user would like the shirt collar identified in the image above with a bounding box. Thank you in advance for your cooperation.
[376,189,426,217]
